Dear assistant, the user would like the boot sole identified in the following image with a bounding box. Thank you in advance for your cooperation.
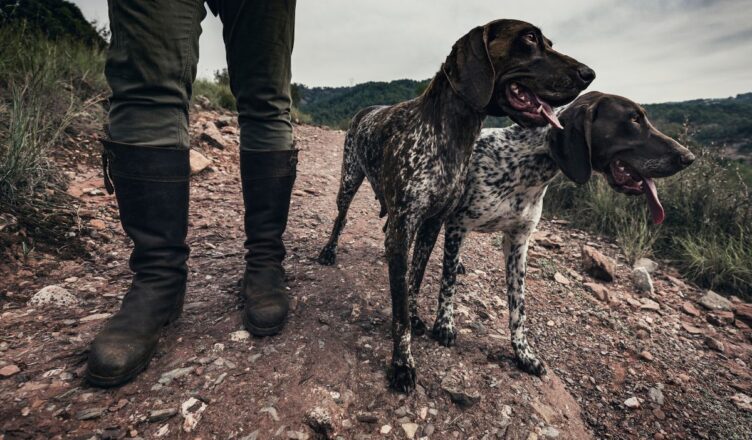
[243,313,286,337]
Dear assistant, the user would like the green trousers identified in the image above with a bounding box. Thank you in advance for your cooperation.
[106,0,296,151]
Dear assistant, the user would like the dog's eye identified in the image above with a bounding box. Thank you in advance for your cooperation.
[629,114,641,124]
[523,32,538,45]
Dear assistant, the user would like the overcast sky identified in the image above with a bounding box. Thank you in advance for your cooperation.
[74,0,750,103]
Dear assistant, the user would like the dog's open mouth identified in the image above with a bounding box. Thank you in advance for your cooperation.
[505,82,562,129]
[609,160,665,225]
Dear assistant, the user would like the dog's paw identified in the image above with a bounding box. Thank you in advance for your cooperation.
[456,261,466,275]
[431,322,457,347]
[411,316,427,336]
[317,246,337,266]
[389,363,416,393]
[516,355,546,377]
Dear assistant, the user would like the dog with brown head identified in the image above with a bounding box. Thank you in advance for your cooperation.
[317,19,595,394]
[550,92,695,224]
[442,19,595,130]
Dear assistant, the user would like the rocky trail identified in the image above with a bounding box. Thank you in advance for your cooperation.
[1,109,751,439]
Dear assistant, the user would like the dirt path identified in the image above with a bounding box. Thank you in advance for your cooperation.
[1,111,751,439]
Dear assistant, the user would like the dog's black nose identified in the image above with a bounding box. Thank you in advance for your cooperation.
[577,66,596,85]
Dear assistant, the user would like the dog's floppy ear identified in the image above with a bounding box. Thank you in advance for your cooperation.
[549,92,604,184]
[442,25,494,111]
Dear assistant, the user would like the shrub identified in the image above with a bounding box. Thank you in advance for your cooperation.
[0,24,106,254]
[544,142,752,298]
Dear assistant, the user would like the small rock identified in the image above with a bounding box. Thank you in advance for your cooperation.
[155,424,170,437]
[215,115,234,128]
[634,258,658,273]
[734,303,752,326]
[401,423,419,439]
[553,272,570,285]
[624,397,641,409]
[180,397,207,432]
[149,408,178,423]
[706,311,734,327]
[640,351,654,362]
[698,290,732,311]
[260,406,279,421]
[0,364,21,377]
[159,366,195,384]
[682,323,704,335]
[419,407,428,420]
[76,407,106,420]
[681,302,701,317]
[442,383,481,408]
[200,123,226,149]
[640,298,661,312]
[190,149,212,175]
[648,387,665,405]
[89,219,107,230]
[424,424,435,436]
[380,425,392,434]
[356,413,379,424]
[584,282,611,303]
[653,408,666,420]
[29,285,79,308]
[731,393,752,412]
[541,426,560,439]
[632,267,654,295]
[581,245,616,282]
[305,407,333,437]
[80,312,111,322]
[704,336,725,352]
[230,330,250,342]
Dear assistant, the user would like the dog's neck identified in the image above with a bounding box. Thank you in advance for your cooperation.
[418,72,486,158]
[494,124,562,186]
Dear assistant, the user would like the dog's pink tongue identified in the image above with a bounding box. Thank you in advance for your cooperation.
[643,178,665,225]
[537,102,563,129]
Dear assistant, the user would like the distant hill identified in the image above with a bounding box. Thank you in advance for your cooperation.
[296,79,430,129]
[0,0,106,48]
[298,81,752,161]
[646,93,752,162]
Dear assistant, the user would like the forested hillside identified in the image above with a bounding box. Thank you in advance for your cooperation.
[296,80,752,162]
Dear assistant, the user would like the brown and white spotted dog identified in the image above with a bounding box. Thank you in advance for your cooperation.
[433,92,695,375]
[317,19,594,392]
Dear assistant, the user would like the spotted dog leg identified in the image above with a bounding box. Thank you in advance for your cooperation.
[317,139,365,266]
[504,231,545,376]
[386,214,417,393]
[407,217,443,336]
[432,221,466,347]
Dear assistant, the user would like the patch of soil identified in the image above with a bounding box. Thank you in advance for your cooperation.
[1,111,750,439]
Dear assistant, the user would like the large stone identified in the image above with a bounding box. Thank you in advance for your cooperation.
[698,291,732,311]
[584,282,611,303]
[0,364,20,377]
[581,245,616,282]
[189,150,212,175]
[401,423,419,439]
[634,258,658,274]
[29,285,79,308]
[632,267,654,295]
[200,123,226,149]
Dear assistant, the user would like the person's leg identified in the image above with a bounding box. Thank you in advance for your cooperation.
[216,0,297,336]
[86,0,205,387]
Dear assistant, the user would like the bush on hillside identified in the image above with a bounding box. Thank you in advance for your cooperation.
[544,137,752,298]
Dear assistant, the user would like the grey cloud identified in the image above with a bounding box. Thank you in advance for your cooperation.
[73,0,751,103]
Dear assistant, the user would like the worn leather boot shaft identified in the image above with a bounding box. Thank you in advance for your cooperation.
[240,149,298,336]
[86,140,190,387]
